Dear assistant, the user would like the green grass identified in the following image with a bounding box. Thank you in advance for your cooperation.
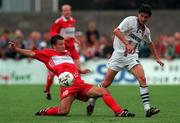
[0,85,180,123]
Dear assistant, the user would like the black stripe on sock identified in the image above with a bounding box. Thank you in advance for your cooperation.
[142,96,149,100]
[143,99,150,103]
[141,93,149,97]
[140,86,148,88]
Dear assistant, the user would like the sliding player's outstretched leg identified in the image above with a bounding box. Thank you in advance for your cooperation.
[35,96,74,116]
[86,86,135,117]
[87,69,118,116]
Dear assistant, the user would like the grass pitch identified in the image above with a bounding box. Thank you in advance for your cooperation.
[0,85,180,123]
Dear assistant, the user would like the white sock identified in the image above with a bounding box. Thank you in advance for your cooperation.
[87,83,101,106]
[87,98,96,106]
[97,83,102,87]
[140,86,151,111]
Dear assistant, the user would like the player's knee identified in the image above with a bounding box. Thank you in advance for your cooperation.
[138,76,146,83]
[98,87,109,96]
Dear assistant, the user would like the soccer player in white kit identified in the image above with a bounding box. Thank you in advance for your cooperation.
[87,4,164,117]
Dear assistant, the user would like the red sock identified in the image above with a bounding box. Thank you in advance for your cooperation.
[45,72,55,93]
[46,106,60,115]
[102,93,123,113]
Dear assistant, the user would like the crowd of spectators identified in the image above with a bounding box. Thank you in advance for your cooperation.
[0,21,180,61]
[138,32,180,59]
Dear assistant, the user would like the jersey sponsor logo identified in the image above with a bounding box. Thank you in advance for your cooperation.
[60,27,75,37]
[128,32,143,43]
[49,55,74,67]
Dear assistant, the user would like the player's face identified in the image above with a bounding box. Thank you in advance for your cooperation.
[138,12,150,24]
[62,5,71,18]
[53,40,66,52]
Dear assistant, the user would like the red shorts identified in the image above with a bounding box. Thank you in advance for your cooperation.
[66,45,79,60]
[60,82,93,102]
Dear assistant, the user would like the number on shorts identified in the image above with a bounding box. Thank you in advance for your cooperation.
[63,90,69,96]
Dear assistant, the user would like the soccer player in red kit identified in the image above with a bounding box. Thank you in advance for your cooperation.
[44,4,89,100]
[9,35,135,117]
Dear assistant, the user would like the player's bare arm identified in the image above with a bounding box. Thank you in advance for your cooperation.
[8,41,35,57]
[148,42,164,66]
[113,28,134,54]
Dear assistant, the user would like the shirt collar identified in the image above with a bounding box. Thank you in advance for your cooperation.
[62,16,73,22]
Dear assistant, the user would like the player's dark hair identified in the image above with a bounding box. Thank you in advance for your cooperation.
[138,4,152,16]
[50,35,64,46]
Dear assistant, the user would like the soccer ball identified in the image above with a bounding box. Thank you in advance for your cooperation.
[58,72,74,87]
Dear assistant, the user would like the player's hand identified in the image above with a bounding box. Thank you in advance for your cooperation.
[80,68,91,74]
[75,38,80,45]
[8,41,17,51]
[156,59,164,67]
[125,43,134,54]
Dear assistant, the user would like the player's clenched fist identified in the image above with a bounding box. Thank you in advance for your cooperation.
[8,41,17,51]
[156,59,164,67]
[125,43,134,54]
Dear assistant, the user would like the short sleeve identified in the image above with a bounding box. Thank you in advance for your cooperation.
[144,29,152,44]
[117,16,135,32]
[33,49,49,63]
[50,18,62,36]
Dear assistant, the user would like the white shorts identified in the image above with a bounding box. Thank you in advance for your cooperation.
[107,51,140,71]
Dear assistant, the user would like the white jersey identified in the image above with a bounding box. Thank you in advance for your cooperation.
[113,16,152,54]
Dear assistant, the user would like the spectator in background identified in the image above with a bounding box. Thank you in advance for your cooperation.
[23,32,35,50]
[32,31,42,49]
[86,21,100,45]
[7,29,26,60]
[154,34,167,58]
[90,33,101,57]
[75,31,88,62]
[75,31,100,61]
[23,31,42,62]
[41,32,51,48]
[85,33,101,59]
[164,36,176,60]
[14,29,23,38]
[174,32,180,57]
[38,32,51,50]
[99,34,113,59]
[23,31,42,50]
[0,29,10,59]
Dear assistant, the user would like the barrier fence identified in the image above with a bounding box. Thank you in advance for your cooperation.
[0,58,180,85]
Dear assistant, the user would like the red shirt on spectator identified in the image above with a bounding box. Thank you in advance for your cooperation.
[175,43,180,56]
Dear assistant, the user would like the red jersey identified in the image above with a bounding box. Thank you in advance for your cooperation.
[50,16,76,46]
[33,49,83,84]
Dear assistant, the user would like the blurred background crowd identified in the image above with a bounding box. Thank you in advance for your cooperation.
[0,20,180,61]
[0,0,180,61]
